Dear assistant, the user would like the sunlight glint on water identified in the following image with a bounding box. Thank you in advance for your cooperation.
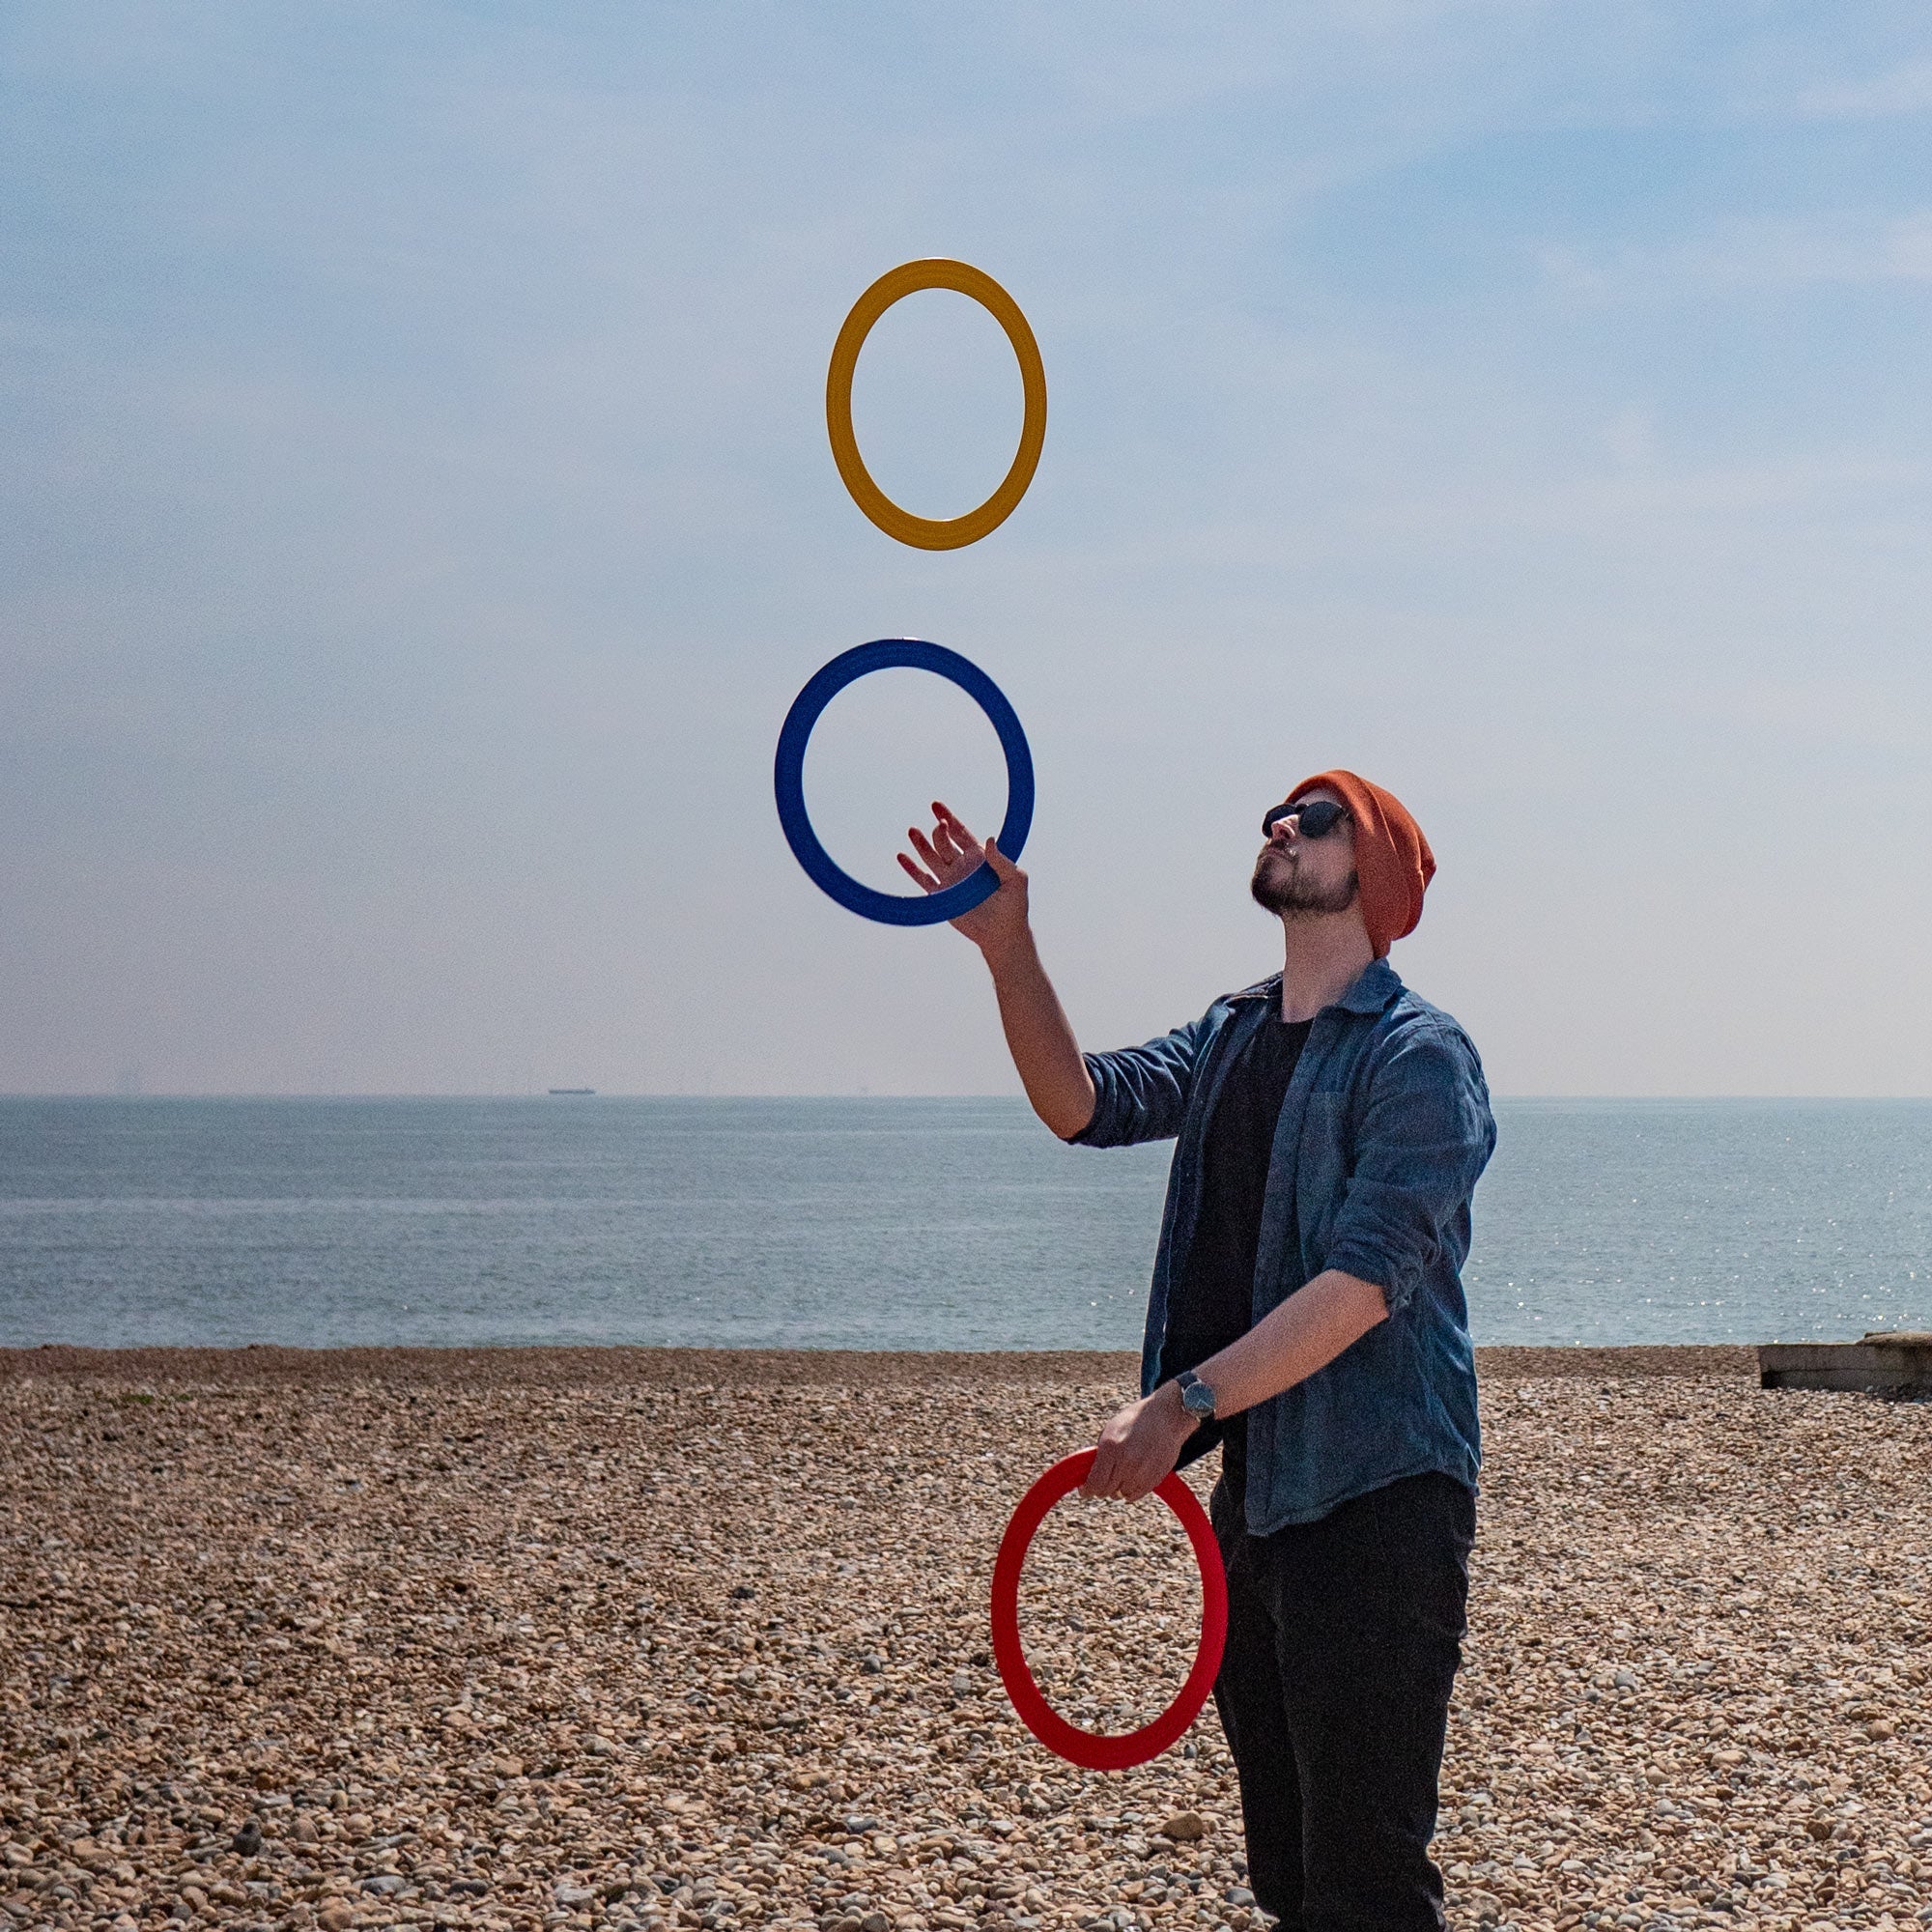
[1,1096,1928,1349]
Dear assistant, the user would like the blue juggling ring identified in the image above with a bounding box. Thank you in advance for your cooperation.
[774,639,1035,926]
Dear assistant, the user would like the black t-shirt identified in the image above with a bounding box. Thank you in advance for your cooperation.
[1165,1006,1313,1485]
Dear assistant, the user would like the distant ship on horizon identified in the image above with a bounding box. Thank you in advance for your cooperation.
[547,1087,596,1095]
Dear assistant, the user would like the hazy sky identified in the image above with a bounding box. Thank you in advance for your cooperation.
[5,3,1932,1097]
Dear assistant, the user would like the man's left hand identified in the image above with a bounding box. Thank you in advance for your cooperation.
[1081,1383,1197,1501]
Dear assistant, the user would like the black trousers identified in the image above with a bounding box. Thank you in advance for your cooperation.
[1209,1465,1475,1932]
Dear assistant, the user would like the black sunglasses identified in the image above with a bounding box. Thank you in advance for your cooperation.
[1262,798,1349,839]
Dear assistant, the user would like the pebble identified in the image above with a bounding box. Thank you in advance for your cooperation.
[1,1342,1927,1932]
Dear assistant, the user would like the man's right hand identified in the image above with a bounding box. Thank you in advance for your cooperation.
[897,801,1030,957]
[898,800,1094,1139]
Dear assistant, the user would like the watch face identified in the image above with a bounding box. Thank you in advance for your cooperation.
[1182,1382,1215,1416]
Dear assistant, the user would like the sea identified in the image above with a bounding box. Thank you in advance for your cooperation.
[1,1097,1928,1351]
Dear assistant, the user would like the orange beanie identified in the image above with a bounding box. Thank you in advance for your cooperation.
[1287,770,1435,958]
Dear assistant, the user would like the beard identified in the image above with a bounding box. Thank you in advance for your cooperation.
[1250,849,1360,919]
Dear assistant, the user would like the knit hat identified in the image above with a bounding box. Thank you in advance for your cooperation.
[1286,770,1435,958]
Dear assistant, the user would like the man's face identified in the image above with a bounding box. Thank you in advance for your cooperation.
[1250,785,1360,919]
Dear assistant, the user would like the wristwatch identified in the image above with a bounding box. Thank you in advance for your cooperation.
[1175,1369,1218,1423]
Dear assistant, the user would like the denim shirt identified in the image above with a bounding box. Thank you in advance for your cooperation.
[1069,956,1496,1534]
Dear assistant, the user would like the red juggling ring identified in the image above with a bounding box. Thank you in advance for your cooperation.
[989,1448,1229,1771]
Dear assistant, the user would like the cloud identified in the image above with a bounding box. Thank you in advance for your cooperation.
[1541,211,1932,301]
[1794,59,1932,122]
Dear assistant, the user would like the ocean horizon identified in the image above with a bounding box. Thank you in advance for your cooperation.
[3,1094,1928,1352]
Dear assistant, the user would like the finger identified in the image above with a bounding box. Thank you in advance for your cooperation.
[907,826,944,867]
[1080,1443,1118,1499]
[1101,1445,1138,1501]
[897,853,942,893]
[982,835,1018,880]
[939,812,983,861]
[933,801,980,845]
[1096,1448,1135,1501]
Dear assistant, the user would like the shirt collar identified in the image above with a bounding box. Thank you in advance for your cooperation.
[1228,955,1404,1017]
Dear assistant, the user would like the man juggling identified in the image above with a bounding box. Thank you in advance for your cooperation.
[900,771,1494,1932]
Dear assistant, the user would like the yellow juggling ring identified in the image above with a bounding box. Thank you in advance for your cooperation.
[826,258,1047,551]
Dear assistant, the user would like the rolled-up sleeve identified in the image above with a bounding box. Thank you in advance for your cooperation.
[1064,1015,1208,1148]
[1321,1021,1496,1314]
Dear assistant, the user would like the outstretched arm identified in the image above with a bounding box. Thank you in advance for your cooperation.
[899,802,1095,1140]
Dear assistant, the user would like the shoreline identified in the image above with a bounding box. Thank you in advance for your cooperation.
[0,1342,1760,1385]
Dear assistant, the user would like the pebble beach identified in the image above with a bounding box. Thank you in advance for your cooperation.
[2,1345,1928,1932]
